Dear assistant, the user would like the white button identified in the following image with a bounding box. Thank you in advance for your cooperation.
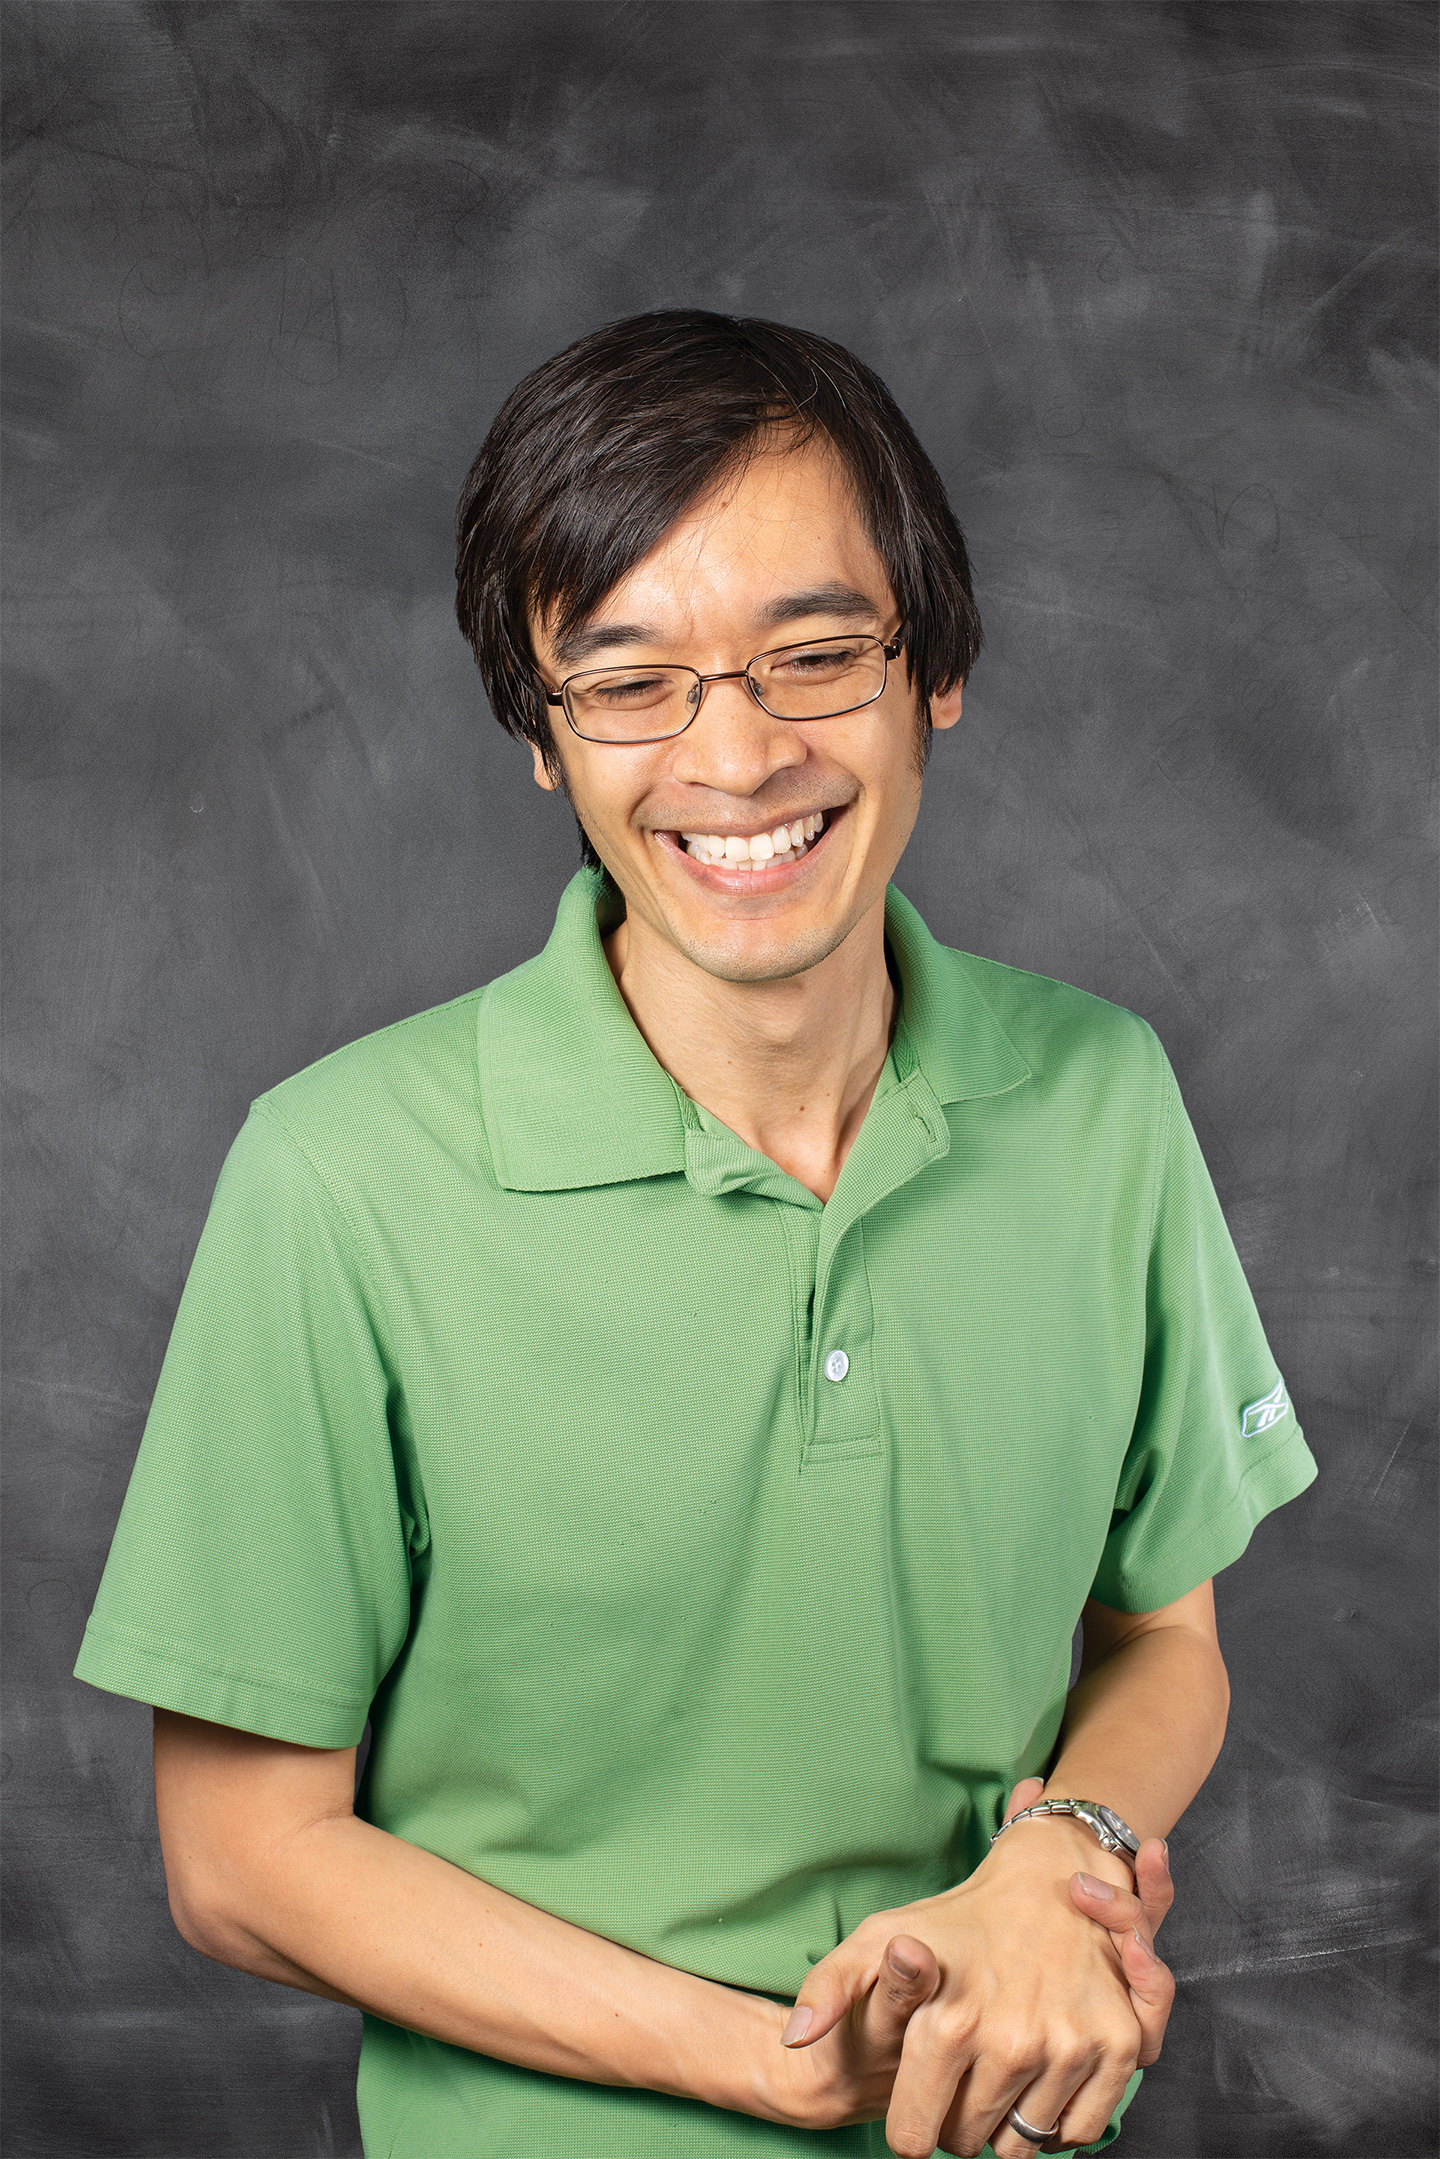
[823,1349,850,1383]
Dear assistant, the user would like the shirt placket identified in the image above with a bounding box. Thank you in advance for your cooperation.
[804,1048,953,1473]
[798,1215,884,1467]
[677,1041,951,1476]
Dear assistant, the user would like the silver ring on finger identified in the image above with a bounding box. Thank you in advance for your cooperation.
[1007,2103,1062,2144]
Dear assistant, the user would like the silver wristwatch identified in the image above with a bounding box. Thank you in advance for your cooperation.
[989,1798,1142,1876]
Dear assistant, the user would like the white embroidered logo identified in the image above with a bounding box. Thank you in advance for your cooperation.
[1241,1375,1290,1438]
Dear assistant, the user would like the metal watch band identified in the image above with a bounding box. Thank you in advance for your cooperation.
[988,1797,1141,1874]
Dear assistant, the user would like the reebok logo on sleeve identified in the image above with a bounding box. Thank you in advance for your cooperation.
[1241,1375,1290,1439]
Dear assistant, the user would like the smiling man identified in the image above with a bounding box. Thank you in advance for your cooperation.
[75,313,1317,2159]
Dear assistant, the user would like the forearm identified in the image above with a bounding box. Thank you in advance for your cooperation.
[1045,1616,1230,1839]
[172,1809,779,2112]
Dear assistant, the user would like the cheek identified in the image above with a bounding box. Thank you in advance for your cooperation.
[566,757,668,849]
[858,742,924,833]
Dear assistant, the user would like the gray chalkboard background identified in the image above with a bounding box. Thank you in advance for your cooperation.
[4,3,1436,2154]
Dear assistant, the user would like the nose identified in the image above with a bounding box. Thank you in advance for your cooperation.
[669,673,808,796]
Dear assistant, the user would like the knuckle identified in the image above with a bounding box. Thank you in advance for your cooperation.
[931,2005,979,2056]
[889,2129,938,2159]
[989,2028,1039,2080]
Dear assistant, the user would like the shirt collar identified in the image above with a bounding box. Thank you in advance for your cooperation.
[477,869,1030,1194]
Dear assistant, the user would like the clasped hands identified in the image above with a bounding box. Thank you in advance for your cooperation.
[755,1779,1176,2159]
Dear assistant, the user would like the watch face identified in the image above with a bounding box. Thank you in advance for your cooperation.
[1095,1805,1141,1854]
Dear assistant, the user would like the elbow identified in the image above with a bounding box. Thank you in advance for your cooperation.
[165,1880,241,1966]
[1212,1635,1232,1712]
[162,1859,266,1973]
[1208,1643,1232,1756]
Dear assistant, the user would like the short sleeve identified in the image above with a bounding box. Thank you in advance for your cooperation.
[1089,1056,1318,1613]
[73,1104,418,1746]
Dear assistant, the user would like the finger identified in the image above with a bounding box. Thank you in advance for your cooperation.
[882,1996,977,2158]
[941,2059,1075,2159]
[1001,1776,1047,1824]
[780,1935,935,2050]
[1132,1836,1174,1937]
[1117,1925,1175,2067]
[1044,2057,1136,2155]
[1067,1870,1152,1937]
[852,1933,941,2059]
[984,2091,1065,2158]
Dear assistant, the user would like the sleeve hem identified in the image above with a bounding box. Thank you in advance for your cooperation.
[1090,1423,1318,1614]
[73,1620,369,1748]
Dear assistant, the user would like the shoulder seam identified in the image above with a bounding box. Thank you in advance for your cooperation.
[1145,1046,1176,1251]
[248,1100,391,1328]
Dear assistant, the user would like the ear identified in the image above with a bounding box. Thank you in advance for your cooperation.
[530,738,561,792]
[929,680,963,733]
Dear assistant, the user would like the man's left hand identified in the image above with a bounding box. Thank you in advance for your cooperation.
[779,1780,1176,2157]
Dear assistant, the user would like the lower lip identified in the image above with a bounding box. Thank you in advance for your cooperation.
[656,811,844,891]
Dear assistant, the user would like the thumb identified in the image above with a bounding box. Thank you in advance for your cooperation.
[852,1933,942,2057]
[1002,1776,1046,1824]
[780,1945,869,2049]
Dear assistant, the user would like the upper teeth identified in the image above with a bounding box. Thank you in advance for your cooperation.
[681,813,825,866]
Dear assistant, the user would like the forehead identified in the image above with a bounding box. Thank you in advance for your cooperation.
[537,435,894,655]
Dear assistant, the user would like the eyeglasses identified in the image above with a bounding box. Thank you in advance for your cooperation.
[541,630,905,744]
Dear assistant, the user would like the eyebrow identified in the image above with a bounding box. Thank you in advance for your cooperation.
[549,583,883,670]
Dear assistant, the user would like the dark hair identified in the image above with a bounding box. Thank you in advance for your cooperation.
[455,310,982,867]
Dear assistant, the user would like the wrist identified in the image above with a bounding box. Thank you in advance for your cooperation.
[680,1982,793,2120]
[980,1812,1135,1892]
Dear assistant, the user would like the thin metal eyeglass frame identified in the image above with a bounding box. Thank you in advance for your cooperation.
[540,631,906,745]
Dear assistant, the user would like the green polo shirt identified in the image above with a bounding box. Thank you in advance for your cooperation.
[76,870,1316,2159]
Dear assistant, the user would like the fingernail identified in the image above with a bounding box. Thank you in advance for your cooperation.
[1131,1927,1158,1961]
[1076,1871,1114,1899]
[781,2006,812,2045]
[1161,1840,1171,1867]
[887,1945,923,1980]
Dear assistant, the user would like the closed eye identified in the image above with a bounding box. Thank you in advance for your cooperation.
[592,674,674,702]
[769,644,867,676]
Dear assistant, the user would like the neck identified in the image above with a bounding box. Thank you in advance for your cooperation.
[603,898,895,1204]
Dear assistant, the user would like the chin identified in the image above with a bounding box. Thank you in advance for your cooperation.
[671,914,856,986]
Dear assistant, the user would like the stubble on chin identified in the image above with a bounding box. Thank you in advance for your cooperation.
[656,899,870,987]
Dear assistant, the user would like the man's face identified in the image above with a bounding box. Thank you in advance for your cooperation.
[528,435,961,985]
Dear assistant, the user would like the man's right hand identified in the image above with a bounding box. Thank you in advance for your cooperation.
[750,1933,942,2132]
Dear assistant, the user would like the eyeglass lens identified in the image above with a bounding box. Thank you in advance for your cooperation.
[564,636,889,742]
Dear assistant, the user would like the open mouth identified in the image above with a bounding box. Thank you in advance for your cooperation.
[677,809,830,870]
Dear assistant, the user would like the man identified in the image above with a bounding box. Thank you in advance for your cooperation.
[75,312,1316,2159]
